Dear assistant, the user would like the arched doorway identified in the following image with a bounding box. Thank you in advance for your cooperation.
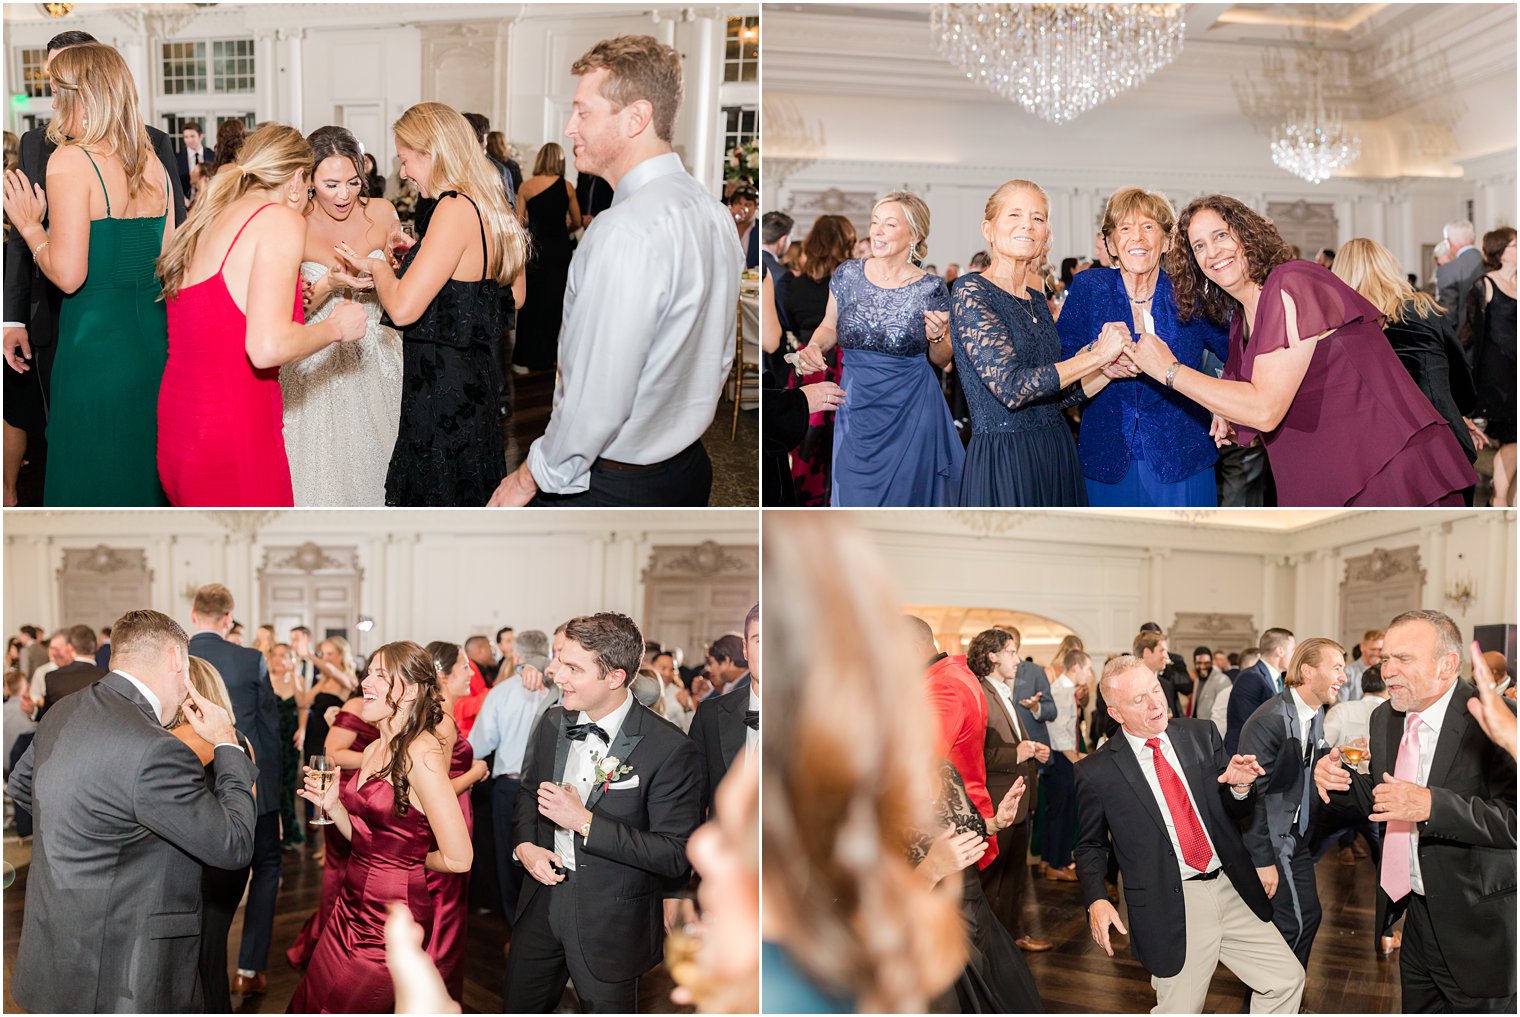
[903,605,1077,665]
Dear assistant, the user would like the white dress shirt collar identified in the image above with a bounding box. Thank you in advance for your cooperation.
[1288,686,1318,729]
[577,690,636,746]
[1409,679,1458,745]
[114,668,164,723]
[612,151,684,205]
[1264,659,1283,688]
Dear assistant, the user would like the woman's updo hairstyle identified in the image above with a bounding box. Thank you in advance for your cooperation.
[874,191,932,263]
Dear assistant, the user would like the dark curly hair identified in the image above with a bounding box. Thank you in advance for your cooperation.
[966,628,1015,679]
[370,640,445,817]
[1167,194,1294,326]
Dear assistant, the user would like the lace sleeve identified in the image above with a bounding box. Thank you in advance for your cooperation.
[951,279,1061,411]
[1059,381,1089,409]
[908,761,988,866]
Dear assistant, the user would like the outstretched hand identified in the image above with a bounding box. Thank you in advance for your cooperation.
[1467,639,1517,759]
[1218,753,1265,788]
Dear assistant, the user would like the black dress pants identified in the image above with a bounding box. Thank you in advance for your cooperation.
[493,775,525,926]
[530,441,711,507]
[978,819,1030,940]
[236,810,282,971]
[503,872,641,1013]
[1268,830,1322,968]
[1401,893,1517,1013]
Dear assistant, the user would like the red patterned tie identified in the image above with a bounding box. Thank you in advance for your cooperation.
[1146,736,1215,872]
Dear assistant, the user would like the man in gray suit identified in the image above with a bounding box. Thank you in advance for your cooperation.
[7,609,255,1013]
[1238,637,1345,969]
[188,582,282,996]
[1436,220,1485,345]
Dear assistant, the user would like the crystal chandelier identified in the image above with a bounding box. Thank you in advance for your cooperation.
[1268,73,1360,184]
[930,4,1187,125]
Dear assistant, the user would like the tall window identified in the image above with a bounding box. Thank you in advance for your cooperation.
[724,16,759,83]
[722,105,758,156]
[18,47,50,98]
[162,41,208,95]
[213,39,255,92]
[160,37,255,95]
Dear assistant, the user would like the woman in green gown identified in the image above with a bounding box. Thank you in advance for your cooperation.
[1,43,172,506]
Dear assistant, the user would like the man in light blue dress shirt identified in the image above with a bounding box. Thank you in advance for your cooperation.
[491,35,743,508]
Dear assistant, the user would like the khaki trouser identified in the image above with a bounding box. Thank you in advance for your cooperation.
[1151,874,1306,1014]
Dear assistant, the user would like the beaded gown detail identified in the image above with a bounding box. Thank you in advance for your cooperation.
[829,259,962,506]
[287,775,435,1014]
[385,192,506,506]
[282,254,403,506]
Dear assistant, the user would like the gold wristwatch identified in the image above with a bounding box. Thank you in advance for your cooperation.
[578,816,592,840]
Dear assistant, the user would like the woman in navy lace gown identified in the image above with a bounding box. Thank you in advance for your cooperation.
[794,192,962,506]
[952,180,1126,506]
[1056,187,1230,506]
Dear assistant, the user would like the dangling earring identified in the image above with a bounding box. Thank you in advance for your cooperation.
[81,115,89,129]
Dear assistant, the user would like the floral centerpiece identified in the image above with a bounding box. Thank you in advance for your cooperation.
[725,140,758,188]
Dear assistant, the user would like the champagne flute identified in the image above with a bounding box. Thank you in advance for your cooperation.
[309,754,338,825]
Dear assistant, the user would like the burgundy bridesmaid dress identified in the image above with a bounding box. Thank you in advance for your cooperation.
[1225,261,1477,506]
[287,775,434,1014]
[158,203,301,507]
[425,733,475,1000]
[286,710,380,968]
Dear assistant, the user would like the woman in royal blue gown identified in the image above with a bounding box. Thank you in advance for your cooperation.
[793,192,962,506]
[951,179,1126,506]
[1056,187,1230,506]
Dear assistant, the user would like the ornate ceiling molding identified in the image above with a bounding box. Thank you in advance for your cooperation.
[58,545,150,576]
[643,541,757,580]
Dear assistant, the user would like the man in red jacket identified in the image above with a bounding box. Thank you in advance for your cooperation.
[908,615,1006,869]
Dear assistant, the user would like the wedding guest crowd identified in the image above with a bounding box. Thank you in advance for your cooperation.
[6,595,759,1014]
[762,512,1516,1014]
[762,183,1512,507]
[3,32,742,510]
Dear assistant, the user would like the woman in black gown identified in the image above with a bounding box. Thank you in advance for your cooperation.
[915,762,1043,1013]
[513,142,579,373]
[337,103,529,506]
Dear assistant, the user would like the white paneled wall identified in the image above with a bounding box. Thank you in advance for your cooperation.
[851,511,1515,658]
[3,510,757,658]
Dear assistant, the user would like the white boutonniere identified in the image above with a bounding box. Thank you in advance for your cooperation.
[590,750,633,790]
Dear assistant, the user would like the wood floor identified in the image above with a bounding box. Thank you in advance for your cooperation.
[1018,847,1402,1013]
[3,831,686,1014]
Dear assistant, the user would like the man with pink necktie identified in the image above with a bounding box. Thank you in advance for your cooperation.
[1315,609,1516,1012]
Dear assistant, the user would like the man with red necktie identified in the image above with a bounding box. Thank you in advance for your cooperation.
[1076,655,1304,1013]
[1315,610,1516,1012]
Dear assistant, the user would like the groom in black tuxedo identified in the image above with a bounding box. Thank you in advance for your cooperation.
[505,612,701,1012]
[690,603,759,818]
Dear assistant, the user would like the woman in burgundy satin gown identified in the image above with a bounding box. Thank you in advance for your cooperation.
[155,123,367,507]
[1131,194,1477,506]
[288,641,473,1014]
[285,698,379,968]
[424,642,490,999]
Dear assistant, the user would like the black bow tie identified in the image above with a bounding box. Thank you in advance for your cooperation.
[744,710,759,731]
[566,722,610,744]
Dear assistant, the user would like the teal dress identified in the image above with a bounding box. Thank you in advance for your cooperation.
[44,150,169,506]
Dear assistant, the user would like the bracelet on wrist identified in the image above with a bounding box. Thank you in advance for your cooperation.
[1164,360,1182,389]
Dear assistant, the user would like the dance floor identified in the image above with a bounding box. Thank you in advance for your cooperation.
[12,365,757,508]
[1,830,686,1014]
[1020,846,1401,1012]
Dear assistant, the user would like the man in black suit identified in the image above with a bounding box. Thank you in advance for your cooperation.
[174,120,214,195]
[8,609,255,1012]
[1226,628,1296,755]
[1315,611,1516,1012]
[1238,637,1344,969]
[2,31,186,468]
[37,623,105,715]
[188,583,281,997]
[1137,624,1194,717]
[690,604,758,820]
[506,612,701,1012]
[1077,655,1304,1013]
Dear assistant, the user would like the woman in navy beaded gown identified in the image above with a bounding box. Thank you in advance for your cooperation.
[794,192,962,506]
[1057,187,1230,506]
[952,180,1127,506]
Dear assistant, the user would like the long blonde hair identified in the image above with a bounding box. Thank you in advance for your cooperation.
[319,634,358,689]
[46,44,154,203]
[170,656,237,730]
[393,102,527,286]
[156,123,311,301]
[764,512,967,1012]
[1333,237,1443,324]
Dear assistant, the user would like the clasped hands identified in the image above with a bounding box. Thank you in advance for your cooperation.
[1313,746,1432,823]
[1090,320,1178,382]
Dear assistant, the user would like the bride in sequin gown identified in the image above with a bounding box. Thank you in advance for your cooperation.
[281,127,404,506]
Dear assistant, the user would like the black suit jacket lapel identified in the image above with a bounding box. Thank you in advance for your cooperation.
[586,703,646,811]
[1110,733,1171,842]
[101,671,159,724]
[716,688,746,770]
[1427,683,1474,790]
[1172,724,1220,822]
[553,710,573,785]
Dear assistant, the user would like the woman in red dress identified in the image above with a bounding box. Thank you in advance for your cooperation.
[425,641,490,999]
[155,123,366,507]
[1128,194,1477,506]
[288,640,472,1014]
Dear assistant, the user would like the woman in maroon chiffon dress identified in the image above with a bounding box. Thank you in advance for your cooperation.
[1128,195,1477,506]
[285,695,378,967]
[155,123,365,507]
[424,641,489,999]
[288,640,472,1014]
